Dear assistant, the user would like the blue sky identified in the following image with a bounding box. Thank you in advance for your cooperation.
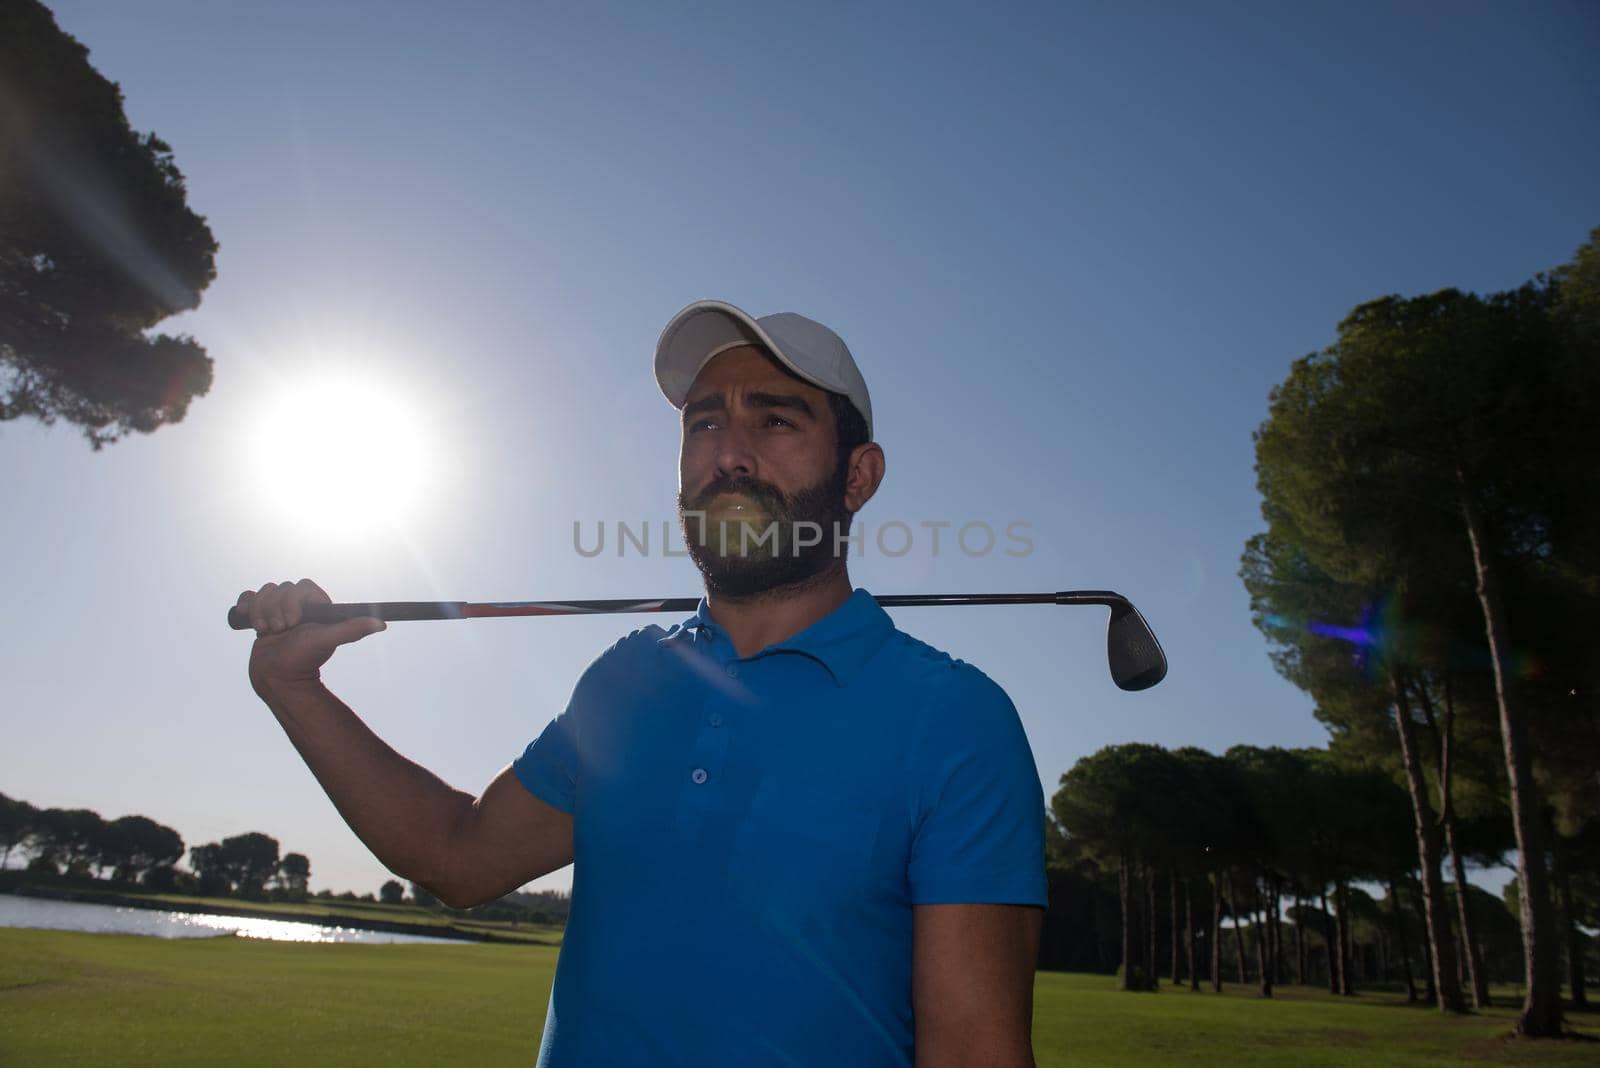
[3,1,1596,896]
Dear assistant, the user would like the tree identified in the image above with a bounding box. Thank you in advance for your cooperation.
[187,842,229,895]
[218,832,279,897]
[1247,237,1600,1034]
[1169,747,1239,993]
[1052,744,1190,992]
[190,832,280,896]
[409,882,438,909]
[98,814,183,882]
[1241,528,1467,1011]
[1225,745,1312,998]
[29,806,105,875]
[1039,832,1122,975]
[141,864,195,893]
[0,0,217,447]
[0,792,35,868]
[276,853,311,898]
[379,879,405,905]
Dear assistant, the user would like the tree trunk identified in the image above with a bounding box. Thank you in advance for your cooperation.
[1119,851,1133,992]
[1553,834,1588,1011]
[1456,470,1562,1036]
[1210,873,1223,993]
[1170,869,1181,985]
[1229,884,1248,984]
[1186,879,1199,992]
[1322,885,1340,994]
[1388,877,1417,1003]
[1414,876,1437,1003]
[1446,836,1489,1008]
[1254,882,1273,998]
[1294,894,1306,986]
[1335,880,1354,995]
[1272,881,1285,986]
[1389,671,1466,1012]
[1145,866,1158,991]
[1417,675,1490,1010]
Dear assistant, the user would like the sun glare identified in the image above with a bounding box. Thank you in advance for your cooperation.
[251,375,429,535]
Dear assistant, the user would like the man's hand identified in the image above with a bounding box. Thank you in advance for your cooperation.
[236,579,385,696]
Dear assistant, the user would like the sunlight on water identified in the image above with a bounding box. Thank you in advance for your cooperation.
[0,894,464,945]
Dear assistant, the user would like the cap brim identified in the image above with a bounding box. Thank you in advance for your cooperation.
[654,300,839,407]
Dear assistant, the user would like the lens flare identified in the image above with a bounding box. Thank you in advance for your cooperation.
[1266,597,1542,684]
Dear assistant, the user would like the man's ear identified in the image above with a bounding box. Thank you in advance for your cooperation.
[844,443,886,513]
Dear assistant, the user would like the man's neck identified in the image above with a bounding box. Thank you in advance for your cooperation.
[705,566,854,659]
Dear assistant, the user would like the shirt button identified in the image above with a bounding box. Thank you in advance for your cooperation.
[725,663,739,678]
[707,712,724,727]
[691,768,709,785]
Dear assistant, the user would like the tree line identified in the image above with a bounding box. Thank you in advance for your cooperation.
[1043,743,1592,1002]
[1,791,571,923]
[2,791,311,900]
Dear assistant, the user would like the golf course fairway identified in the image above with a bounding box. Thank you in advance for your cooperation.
[2,928,1594,1065]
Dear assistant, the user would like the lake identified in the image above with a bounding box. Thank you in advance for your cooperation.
[0,894,465,944]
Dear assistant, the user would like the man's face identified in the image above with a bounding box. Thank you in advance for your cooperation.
[677,345,852,597]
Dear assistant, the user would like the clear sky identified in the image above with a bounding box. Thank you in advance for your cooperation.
[3,1,1597,897]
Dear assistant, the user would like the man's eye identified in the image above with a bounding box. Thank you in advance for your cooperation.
[688,418,718,433]
[764,415,793,428]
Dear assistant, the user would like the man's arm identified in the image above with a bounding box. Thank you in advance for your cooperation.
[912,903,1042,1068]
[239,580,573,908]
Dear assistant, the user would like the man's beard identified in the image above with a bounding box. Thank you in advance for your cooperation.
[678,468,854,599]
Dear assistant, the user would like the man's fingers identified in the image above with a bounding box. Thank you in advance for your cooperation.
[249,581,280,632]
[242,579,337,634]
[295,578,332,606]
[279,580,333,630]
[279,581,304,629]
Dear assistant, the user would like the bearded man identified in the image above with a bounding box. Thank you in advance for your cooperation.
[236,300,1046,1067]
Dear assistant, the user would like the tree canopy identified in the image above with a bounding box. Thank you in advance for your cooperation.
[0,0,217,447]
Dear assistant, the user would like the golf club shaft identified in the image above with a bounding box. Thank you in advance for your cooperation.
[226,590,1131,630]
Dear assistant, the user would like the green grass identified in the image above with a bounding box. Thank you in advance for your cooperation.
[1031,974,1597,1066]
[0,928,553,1064]
[2,928,1595,1065]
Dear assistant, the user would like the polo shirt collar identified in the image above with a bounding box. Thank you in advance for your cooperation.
[666,587,894,686]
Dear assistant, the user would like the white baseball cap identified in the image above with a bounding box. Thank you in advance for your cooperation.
[654,300,874,438]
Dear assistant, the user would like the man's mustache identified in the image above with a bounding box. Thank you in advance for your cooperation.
[683,475,790,514]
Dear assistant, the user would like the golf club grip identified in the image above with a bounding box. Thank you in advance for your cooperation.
[226,601,467,630]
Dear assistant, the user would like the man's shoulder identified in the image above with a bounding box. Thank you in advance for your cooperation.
[577,622,676,677]
[873,627,1015,714]
[604,621,677,652]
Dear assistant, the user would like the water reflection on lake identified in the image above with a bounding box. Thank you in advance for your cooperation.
[0,894,466,945]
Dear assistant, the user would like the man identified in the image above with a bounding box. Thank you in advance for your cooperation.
[238,300,1047,1066]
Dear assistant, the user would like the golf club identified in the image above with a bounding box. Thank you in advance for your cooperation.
[227,590,1168,691]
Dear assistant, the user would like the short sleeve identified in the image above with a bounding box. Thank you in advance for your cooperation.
[513,708,580,814]
[907,666,1047,907]
[511,627,661,814]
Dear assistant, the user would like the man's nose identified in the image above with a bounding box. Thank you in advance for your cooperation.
[714,421,757,478]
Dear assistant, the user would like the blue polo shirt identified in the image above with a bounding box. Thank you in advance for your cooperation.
[513,587,1046,1067]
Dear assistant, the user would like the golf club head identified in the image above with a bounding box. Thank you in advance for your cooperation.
[1107,600,1168,691]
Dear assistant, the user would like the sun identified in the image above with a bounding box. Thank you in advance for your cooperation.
[250,374,429,535]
